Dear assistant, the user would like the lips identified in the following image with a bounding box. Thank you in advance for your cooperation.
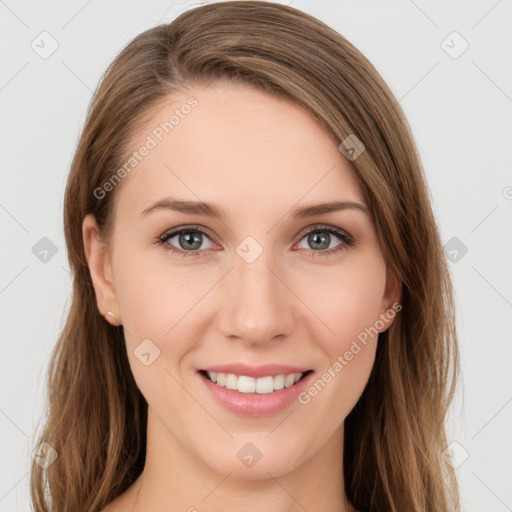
[197,366,316,416]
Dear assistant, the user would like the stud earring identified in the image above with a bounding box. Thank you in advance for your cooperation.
[101,308,120,326]
[103,311,116,324]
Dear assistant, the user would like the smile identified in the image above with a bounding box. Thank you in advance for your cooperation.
[197,369,315,416]
[201,370,313,394]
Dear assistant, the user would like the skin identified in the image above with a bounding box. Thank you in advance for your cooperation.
[84,83,400,512]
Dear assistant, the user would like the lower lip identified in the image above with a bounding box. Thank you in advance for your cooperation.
[198,371,315,417]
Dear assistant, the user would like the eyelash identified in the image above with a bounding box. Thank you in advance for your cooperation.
[156,224,355,259]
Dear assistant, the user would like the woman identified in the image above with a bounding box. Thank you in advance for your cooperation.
[30,1,461,511]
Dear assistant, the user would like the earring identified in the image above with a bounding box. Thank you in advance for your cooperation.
[103,310,117,325]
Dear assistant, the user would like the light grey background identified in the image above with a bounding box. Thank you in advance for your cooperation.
[1,1,511,510]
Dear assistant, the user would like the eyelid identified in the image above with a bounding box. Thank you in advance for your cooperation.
[157,223,355,256]
[159,223,353,242]
[159,224,219,243]
[294,223,354,244]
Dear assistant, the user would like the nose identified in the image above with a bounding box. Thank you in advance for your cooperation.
[217,248,295,347]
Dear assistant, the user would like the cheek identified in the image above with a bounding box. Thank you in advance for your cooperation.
[302,254,387,348]
[112,251,192,408]
[113,248,183,337]
[295,255,386,410]
[112,249,201,388]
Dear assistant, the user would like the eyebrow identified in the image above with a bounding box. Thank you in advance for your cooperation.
[139,197,369,220]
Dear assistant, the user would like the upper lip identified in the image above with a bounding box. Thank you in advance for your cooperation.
[200,363,313,378]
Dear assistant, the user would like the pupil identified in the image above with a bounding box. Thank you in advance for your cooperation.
[310,232,329,250]
[181,232,201,250]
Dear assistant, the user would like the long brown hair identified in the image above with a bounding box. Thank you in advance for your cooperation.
[30,1,461,510]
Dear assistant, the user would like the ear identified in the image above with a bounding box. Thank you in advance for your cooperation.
[378,265,402,333]
[82,214,121,326]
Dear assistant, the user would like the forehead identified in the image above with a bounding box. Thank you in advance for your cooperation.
[114,84,366,219]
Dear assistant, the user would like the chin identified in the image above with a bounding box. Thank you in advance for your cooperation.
[201,439,305,480]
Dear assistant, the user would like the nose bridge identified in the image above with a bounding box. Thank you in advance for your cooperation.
[218,241,293,344]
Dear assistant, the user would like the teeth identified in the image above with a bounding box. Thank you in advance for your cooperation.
[285,374,296,387]
[206,371,305,394]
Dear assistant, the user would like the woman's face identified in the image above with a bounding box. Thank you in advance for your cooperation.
[84,83,400,480]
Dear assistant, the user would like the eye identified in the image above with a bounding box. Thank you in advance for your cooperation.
[157,224,355,258]
[157,225,216,257]
[295,225,355,257]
